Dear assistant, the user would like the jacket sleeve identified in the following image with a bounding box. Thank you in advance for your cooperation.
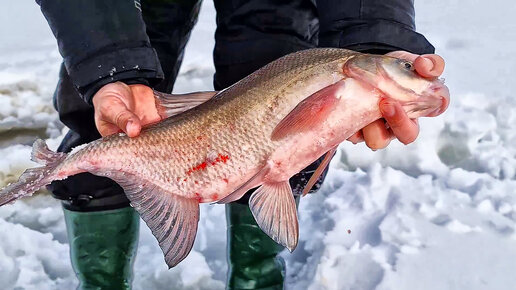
[36,0,164,104]
[316,0,435,55]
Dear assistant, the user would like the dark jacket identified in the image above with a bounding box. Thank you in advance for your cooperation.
[37,0,433,105]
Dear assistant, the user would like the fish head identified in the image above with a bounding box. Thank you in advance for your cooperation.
[343,54,450,118]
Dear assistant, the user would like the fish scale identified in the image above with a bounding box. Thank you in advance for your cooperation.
[0,48,449,268]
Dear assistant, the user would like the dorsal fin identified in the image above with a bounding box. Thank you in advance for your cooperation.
[154,90,218,119]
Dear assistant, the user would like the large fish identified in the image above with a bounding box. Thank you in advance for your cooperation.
[0,48,449,268]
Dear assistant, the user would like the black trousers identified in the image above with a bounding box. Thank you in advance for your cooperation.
[50,0,328,211]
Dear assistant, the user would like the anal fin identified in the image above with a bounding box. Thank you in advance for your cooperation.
[249,181,299,251]
[80,164,199,268]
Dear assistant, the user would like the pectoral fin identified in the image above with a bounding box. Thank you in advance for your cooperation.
[79,164,199,268]
[249,181,299,251]
[154,90,218,119]
[271,80,346,141]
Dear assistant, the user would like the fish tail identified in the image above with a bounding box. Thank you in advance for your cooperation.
[0,139,67,206]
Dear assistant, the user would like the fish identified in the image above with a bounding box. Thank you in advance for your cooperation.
[0,48,450,268]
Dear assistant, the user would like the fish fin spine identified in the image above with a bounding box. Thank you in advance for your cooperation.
[302,146,338,196]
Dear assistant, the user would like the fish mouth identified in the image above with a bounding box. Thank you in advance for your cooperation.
[422,81,450,117]
[400,81,450,118]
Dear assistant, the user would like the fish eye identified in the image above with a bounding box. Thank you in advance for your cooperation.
[403,62,413,70]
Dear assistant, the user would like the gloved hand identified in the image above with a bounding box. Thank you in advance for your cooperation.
[347,52,446,149]
[92,82,162,137]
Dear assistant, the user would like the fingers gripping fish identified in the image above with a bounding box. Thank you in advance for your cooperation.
[0,48,449,268]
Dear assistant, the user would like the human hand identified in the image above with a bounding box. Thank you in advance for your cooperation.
[92,82,162,138]
[347,51,446,149]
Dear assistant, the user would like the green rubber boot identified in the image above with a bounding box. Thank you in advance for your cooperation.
[63,206,140,290]
[226,202,286,290]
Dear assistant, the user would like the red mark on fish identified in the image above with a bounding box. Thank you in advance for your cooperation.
[186,153,230,175]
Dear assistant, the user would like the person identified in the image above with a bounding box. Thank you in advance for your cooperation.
[36,0,445,289]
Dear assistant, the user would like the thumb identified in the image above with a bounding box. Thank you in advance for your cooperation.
[93,82,142,137]
[112,107,141,137]
[414,54,445,78]
[96,98,142,137]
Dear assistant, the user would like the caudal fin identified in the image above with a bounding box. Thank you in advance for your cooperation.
[0,139,66,206]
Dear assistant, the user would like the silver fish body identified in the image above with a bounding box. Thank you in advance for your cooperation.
[57,48,357,201]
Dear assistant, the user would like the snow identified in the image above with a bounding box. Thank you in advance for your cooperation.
[1,0,516,289]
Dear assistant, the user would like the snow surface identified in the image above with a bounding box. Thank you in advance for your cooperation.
[1,0,516,289]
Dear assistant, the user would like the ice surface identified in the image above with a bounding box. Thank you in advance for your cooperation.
[1,0,516,289]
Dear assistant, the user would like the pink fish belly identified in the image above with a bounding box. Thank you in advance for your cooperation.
[265,79,382,183]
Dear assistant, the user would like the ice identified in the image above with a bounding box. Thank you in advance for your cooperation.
[2,0,516,289]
